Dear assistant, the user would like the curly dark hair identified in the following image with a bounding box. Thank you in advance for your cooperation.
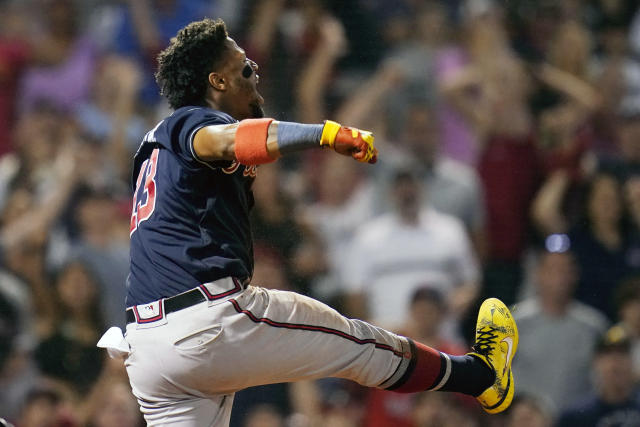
[156,18,229,109]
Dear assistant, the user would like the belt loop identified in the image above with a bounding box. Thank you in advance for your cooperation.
[133,299,168,329]
[234,277,247,289]
[200,277,244,301]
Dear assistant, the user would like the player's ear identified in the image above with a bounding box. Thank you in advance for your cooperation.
[208,72,226,91]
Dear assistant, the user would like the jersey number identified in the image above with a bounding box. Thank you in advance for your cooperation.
[130,148,159,235]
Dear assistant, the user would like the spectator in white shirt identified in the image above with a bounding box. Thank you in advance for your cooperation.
[341,169,480,334]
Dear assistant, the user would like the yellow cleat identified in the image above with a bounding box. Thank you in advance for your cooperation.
[467,298,519,414]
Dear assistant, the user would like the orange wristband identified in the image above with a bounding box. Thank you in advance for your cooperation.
[235,118,275,165]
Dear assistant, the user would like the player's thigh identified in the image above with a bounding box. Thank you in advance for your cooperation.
[137,393,234,427]
[213,286,411,390]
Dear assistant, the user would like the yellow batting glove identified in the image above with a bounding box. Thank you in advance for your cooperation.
[320,120,378,164]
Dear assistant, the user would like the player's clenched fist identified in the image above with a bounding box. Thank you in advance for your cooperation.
[320,120,378,164]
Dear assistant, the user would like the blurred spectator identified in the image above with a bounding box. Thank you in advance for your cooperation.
[251,245,291,291]
[0,253,34,355]
[250,162,305,268]
[243,0,348,119]
[250,162,324,293]
[294,8,348,124]
[74,56,145,182]
[66,188,130,328]
[436,0,497,167]
[84,379,143,427]
[18,0,99,113]
[377,1,450,134]
[622,5,640,116]
[362,287,469,427]
[302,155,376,301]
[533,172,633,318]
[532,19,597,114]
[362,389,414,427]
[530,20,600,183]
[506,1,565,63]
[0,110,86,309]
[15,387,78,427]
[611,277,640,379]
[556,329,640,427]
[389,103,487,256]
[411,391,480,427]
[598,108,640,182]
[623,176,640,278]
[312,378,367,427]
[336,1,449,136]
[338,89,487,254]
[0,292,40,424]
[34,260,105,394]
[400,287,468,352]
[475,127,541,307]
[0,2,31,156]
[505,394,553,427]
[335,53,405,141]
[241,0,286,82]
[0,105,68,210]
[624,160,640,221]
[512,249,609,414]
[0,268,37,423]
[108,0,218,105]
[229,381,312,427]
[588,0,638,58]
[342,169,479,333]
[440,0,534,154]
[356,0,416,50]
[0,290,20,374]
[441,1,542,305]
[587,0,637,155]
[242,404,284,427]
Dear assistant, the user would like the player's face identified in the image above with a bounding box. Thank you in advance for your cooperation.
[218,38,265,120]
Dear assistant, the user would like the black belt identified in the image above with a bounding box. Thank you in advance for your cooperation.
[126,278,246,325]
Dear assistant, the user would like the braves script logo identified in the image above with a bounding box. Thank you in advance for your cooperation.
[222,161,257,178]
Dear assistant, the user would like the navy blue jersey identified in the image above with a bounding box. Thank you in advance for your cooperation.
[126,106,258,306]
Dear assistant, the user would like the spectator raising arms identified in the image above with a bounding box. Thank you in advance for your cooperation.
[0,1,640,425]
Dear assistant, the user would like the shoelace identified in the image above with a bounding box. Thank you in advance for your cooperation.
[472,326,499,365]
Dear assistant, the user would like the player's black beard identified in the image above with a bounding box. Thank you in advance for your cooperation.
[250,103,264,118]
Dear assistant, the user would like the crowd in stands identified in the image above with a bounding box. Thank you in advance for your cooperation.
[2,0,640,426]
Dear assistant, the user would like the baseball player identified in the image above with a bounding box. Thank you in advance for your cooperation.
[98,18,519,426]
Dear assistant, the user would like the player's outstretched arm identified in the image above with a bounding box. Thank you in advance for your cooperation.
[193,119,377,165]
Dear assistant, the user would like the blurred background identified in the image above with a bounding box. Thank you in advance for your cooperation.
[2,0,640,426]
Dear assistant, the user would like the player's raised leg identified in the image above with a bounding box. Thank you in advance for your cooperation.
[192,287,516,409]
[224,291,518,413]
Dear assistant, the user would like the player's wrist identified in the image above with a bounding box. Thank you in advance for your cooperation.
[275,122,324,155]
[320,120,341,148]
